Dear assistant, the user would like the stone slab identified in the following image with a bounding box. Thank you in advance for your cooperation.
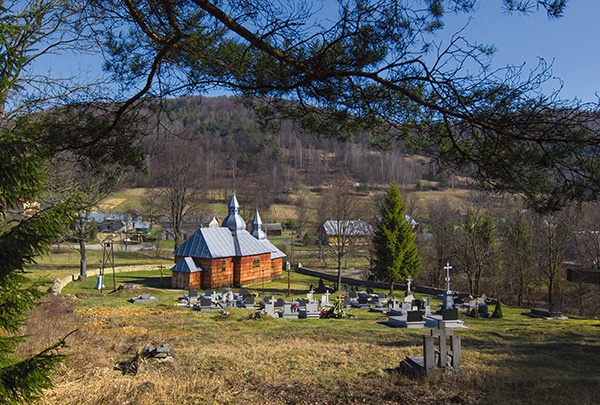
[424,315,466,328]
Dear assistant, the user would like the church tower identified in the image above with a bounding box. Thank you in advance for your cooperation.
[221,192,246,235]
[251,209,267,240]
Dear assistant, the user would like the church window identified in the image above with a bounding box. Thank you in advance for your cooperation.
[252,257,260,268]
[221,259,227,271]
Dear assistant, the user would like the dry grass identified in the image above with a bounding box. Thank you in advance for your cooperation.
[17,288,600,405]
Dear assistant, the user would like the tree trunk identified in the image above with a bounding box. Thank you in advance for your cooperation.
[337,256,342,292]
[79,238,87,280]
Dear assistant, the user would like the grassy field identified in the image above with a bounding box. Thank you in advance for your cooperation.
[17,251,600,405]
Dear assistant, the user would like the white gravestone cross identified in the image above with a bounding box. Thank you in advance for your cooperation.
[444,263,453,293]
[442,263,454,310]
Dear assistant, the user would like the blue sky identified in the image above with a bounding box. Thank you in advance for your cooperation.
[440,1,600,103]
[35,1,600,104]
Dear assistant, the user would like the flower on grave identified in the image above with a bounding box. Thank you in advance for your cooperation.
[291,302,299,308]
[217,309,232,319]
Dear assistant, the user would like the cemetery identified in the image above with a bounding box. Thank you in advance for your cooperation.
[19,256,598,405]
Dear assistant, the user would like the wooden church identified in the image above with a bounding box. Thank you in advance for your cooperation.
[170,193,285,289]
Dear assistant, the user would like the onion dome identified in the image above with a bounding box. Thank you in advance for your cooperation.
[251,209,267,240]
[221,193,246,234]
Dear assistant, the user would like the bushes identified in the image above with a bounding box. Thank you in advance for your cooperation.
[491,301,503,319]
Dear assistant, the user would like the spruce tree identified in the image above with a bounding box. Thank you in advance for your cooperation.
[372,182,420,293]
[0,120,79,404]
[0,4,144,402]
[491,301,504,319]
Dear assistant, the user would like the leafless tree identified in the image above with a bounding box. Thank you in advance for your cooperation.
[318,181,369,289]
[148,139,210,249]
[453,205,497,295]
[426,198,459,289]
[498,209,535,307]
[47,153,123,279]
[530,207,581,309]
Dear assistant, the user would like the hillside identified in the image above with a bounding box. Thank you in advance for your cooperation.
[134,96,466,201]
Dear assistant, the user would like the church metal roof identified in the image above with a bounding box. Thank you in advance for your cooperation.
[173,192,286,262]
[171,256,200,273]
[173,227,285,260]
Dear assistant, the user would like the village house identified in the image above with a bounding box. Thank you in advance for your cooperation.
[317,215,419,246]
[170,193,285,289]
[317,219,373,246]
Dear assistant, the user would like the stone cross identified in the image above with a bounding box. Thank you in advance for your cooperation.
[406,275,413,293]
[444,263,452,293]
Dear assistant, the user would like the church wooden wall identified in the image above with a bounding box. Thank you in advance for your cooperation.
[197,257,234,289]
[234,253,272,286]
[271,258,284,278]
[171,271,202,289]
[172,254,284,289]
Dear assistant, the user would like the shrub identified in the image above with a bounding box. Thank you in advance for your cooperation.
[491,301,504,319]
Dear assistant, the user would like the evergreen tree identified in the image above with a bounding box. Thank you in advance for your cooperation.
[372,182,420,293]
[0,120,79,404]
[0,3,144,403]
[491,301,504,319]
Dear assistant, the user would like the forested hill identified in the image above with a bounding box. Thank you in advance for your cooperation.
[136,96,432,198]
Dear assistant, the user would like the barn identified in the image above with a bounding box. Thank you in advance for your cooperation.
[170,193,285,289]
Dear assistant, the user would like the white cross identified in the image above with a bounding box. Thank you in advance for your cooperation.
[444,262,452,291]
[406,275,412,292]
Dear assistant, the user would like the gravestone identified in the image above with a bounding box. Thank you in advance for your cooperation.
[130,293,158,303]
[478,302,489,318]
[282,303,299,319]
[264,301,276,317]
[238,289,250,298]
[188,289,198,306]
[222,289,234,306]
[388,309,426,328]
[442,308,459,321]
[366,286,374,295]
[424,296,432,316]
[354,295,370,309]
[321,292,331,306]
[303,302,320,319]
[407,310,423,322]
[198,297,216,311]
[306,290,314,301]
[400,324,462,377]
[523,306,568,319]
[388,296,400,309]
[342,298,351,309]
[348,290,357,299]
[244,296,255,308]
[274,298,285,308]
